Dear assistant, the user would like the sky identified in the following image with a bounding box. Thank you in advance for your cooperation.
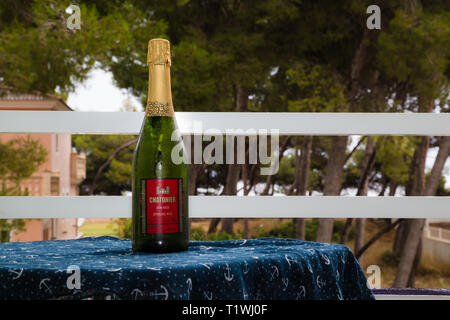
[67,68,450,188]
[67,68,141,112]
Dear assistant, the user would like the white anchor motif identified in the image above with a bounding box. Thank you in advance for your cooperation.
[316,276,326,289]
[321,253,330,265]
[306,263,313,274]
[282,277,289,291]
[242,261,249,274]
[107,267,122,272]
[8,268,23,280]
[149,285,169,300]
[200,263,213,270]
[186,278,192,290]
[186,277,192,296]
[203,291,213,300]
[341,254,346,264]
[238,239,247,246]
[270,265,279,280]
[307,249,315,254]
[296,286,306,299]
[199,246,213,251]
[39,278,52,294]
[131,288,143,300]
[224,264,234,281]
[147,267,162,271]
[285,255,296,267]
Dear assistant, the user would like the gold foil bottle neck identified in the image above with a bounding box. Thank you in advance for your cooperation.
[147,38,171,66]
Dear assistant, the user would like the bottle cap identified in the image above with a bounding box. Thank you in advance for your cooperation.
[147,38,171,66]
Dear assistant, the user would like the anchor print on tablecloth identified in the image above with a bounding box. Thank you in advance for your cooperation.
[146,267,162,271]
[316,275,326,289]
[186,278,192,298]
[200,262,213,270]
[281,277,289,291]
[203,290,213,300]
[296,285,306,300]
[8,268,23,280]
[224,264,234,281]
[131,288,143,300]
[233,239,247,246]
[285,254,297,268]
[269,265,279,281]
[148,285,168,300]
[39,278,52,294]
[319,252,331,265]
[242,260,249,274]
[305,262,313,274]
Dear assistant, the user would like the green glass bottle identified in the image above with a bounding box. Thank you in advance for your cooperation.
[132,39,189,253]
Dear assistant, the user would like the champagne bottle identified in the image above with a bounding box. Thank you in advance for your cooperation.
[132,39,189,252]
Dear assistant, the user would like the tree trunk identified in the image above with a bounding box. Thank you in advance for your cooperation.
[316,135,348,242]
[354,137,376,265]
[393,134,428,287]
[294,136,312,240]
[188,163,203,195]
[340,137,376,244]
[261,136,290,196]
[404,136,450,287]
[218,85,248,235]
[316,20,371,243]
[394,98,443,287]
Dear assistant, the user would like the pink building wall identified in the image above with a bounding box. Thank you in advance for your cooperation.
[0,97,85,242]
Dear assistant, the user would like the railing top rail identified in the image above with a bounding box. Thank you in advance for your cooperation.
[1,111,450,136]
[1,196,450,219]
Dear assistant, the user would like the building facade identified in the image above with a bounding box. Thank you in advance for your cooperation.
[0,90,86,241]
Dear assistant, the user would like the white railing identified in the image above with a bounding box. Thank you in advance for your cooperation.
[426,226,450,244]
[1,111,450,220]
[2,110,450,300]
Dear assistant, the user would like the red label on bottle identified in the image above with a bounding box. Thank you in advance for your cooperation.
[144,178,181,234]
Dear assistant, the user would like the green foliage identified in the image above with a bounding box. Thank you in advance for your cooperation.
[72,134,135,194]
[254,219,353,242]
[0,136,47,189]
[0,0,166,96]
[287,62,348,113]
[377,9,450,101]
[255,220,297,239]
[275,153,295,188]
[109,218,132,239]
[375,137,416,185]
[190,227,207,241]
[0,136,47,241]
[189,227,242,241]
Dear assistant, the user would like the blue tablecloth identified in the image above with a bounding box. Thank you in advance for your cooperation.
[0,236,374,300]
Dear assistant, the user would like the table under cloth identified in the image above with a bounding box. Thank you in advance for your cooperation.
[0,236,374,300]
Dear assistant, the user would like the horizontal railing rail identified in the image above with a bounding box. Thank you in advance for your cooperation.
[2,111,450,299]
[2,111,450,135]
[1,111,450,220]
[1,196,450,219]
